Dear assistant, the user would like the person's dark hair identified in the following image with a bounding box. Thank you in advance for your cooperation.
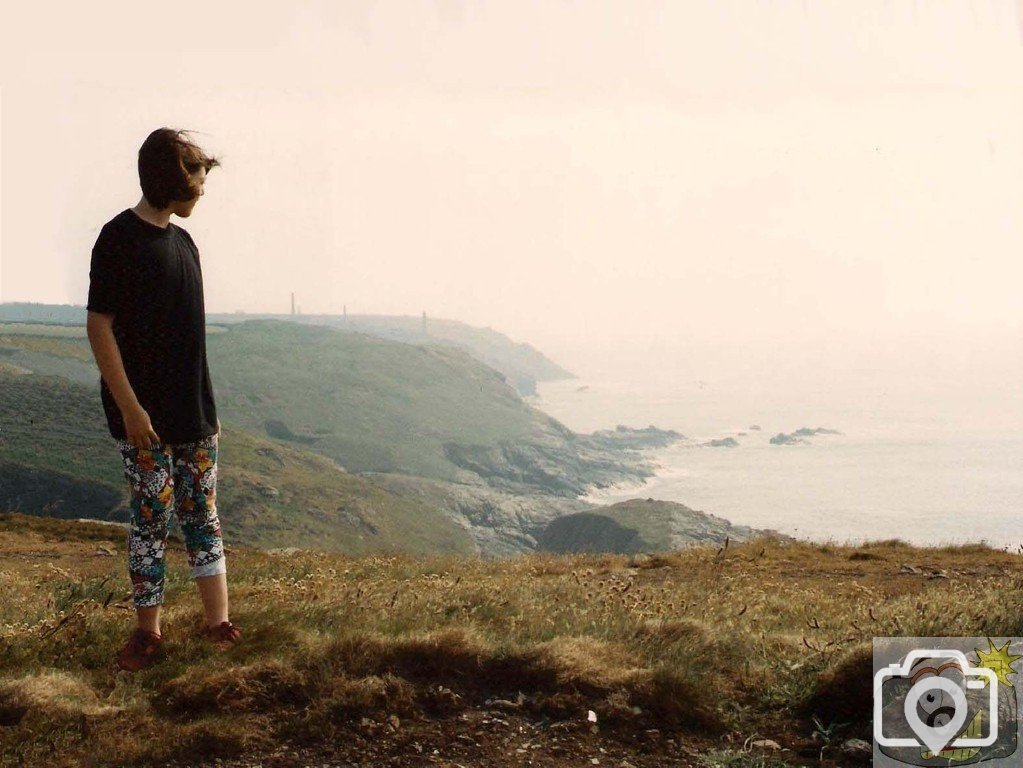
[138,128,221,209]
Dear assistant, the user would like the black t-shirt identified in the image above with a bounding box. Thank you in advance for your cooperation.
[86,208,218,444]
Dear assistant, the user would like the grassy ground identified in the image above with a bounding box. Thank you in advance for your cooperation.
[2,511,1022,767]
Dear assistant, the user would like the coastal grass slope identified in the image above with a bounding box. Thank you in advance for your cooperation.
[2,513,1021,767]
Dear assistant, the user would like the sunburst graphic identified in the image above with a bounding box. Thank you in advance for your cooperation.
[973,638,1022,688]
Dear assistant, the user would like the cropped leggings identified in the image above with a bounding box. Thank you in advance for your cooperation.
[114,432,226,608]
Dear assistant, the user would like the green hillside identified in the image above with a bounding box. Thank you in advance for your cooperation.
[0,317,553,488]
[280,312,576,395]
[0,371,474,556]
[0,316,688,557]
[2,317,670,499]
[0,328,99,385]
[176,423,474,556]
[209,319,532,477]
[0,320,230,386]
[207,319,641,494]
[0,302,574,397]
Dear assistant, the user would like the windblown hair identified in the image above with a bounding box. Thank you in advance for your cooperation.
[138,128,221,209]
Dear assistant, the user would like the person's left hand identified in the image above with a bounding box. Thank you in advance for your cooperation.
[216,417,222,435]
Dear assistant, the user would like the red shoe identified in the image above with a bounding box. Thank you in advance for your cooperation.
[205,620,242,649]
[115,627,164,672]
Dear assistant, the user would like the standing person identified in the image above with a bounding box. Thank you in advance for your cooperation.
[86,128,241,672]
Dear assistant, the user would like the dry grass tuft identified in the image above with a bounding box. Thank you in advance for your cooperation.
[315,625,493,682]
[847,550,883,561]
[860,538,911,548]
[638,665,726,732]
[800,641,873,726]
[533,635,646,689]
[156,713,279,764]
[159,658,312,715]
[631,617,712,647]
[933,541,999,554]
[0,670,122,726]
[321,672,418,721]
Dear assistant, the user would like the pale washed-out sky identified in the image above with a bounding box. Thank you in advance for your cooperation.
[1,1,1022,387]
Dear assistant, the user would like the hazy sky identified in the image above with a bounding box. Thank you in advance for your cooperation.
[2,1,1022,382]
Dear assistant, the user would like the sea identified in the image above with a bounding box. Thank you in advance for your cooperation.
[532,355,1023,551]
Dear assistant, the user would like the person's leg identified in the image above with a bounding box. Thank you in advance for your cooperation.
[115,437,176,633]
[171,432,230,628]
[196,572,229,627]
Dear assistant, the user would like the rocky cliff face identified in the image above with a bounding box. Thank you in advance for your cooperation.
[442,424,685,498]
[362,471,594,558]
[369,470,792,559]
[381,425,792,558]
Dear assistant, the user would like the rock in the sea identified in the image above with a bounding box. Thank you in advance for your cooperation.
[771,426,842,445]
[702,437,739,448]
[792,426,843,437]
[586,424,686,450]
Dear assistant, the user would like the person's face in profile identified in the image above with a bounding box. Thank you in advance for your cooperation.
[172,166,207,217]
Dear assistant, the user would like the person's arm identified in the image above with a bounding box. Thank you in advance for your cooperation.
[86,311,161,448]
[85,227,161,449]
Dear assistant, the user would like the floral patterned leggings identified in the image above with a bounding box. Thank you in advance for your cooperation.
[114,433,226,608]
